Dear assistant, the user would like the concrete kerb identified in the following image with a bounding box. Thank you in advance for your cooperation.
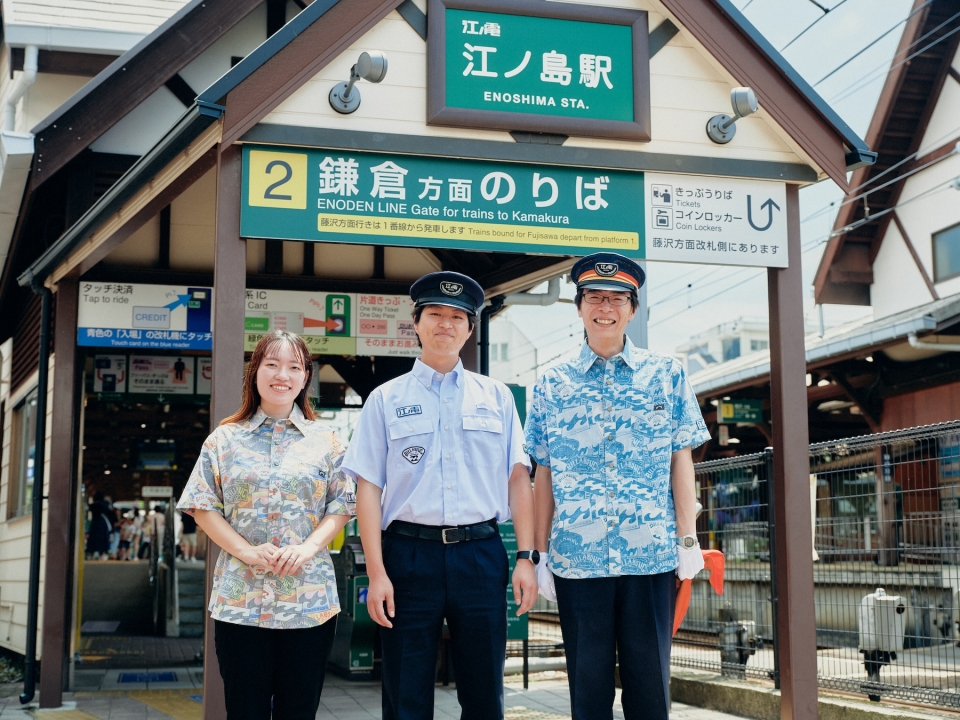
[669,672,957,720]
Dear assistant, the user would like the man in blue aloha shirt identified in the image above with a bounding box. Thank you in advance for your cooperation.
[525,252,711,720]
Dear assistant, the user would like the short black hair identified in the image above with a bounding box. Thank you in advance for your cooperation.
[574,288,639,311]
[412,305,477,348]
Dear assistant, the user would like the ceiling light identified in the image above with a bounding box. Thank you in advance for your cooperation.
[329,51,388,114]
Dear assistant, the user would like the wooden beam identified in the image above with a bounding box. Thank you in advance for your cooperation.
[30,0,263,188]
[38,279,81,707]
[11,48,116,77]
[221,0,404,146]
[891,211,938,300]
[48,121,222,285]
[205,144,244,720]
[767,184,817,720]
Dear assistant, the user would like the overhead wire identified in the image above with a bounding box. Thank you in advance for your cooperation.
[813,0,936,86]
[782,0,853,52]
[828,10,960,104]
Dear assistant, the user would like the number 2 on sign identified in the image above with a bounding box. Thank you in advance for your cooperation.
[248,150,307,210]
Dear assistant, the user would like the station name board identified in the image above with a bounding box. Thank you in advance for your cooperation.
[241,145,644,257]
[426,0,650,140]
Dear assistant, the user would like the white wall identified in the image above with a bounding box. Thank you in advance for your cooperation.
[0,343,54,657]
[871,150,960,318]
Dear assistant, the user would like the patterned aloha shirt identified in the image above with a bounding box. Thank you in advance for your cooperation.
[525,338,710,579]
[177,406,356,629]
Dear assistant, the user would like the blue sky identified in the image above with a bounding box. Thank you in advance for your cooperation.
[495,0,920,383]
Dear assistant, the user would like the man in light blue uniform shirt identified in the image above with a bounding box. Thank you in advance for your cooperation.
[525,253,710,720]
[342,271,537,720]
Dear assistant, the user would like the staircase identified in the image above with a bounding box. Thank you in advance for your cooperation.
[177,562,206,638]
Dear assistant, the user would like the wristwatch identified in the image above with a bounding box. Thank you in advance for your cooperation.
[516,550,541,565]
[678,535,699,549]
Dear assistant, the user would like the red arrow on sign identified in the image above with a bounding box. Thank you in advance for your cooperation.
[304,317,345,332]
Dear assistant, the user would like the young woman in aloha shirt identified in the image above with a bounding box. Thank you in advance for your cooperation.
[177,330,356,720]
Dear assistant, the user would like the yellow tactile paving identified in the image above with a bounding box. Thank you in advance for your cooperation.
[28,711,100,719]
[505,707,569,720]
[126,690,202,720]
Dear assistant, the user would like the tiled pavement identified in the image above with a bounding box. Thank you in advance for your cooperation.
[0,672,748,719]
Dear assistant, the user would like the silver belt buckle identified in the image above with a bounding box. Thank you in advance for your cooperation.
[442,527,459,544]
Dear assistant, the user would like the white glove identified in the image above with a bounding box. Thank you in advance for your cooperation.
[676,544,705,581]
[536,560,557,601]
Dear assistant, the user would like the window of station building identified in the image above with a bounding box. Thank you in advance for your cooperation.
[750,339,769,352]
[933,222,960,283]
[721,337,741,362]
[8,388,38,519]
[490,343,508,362]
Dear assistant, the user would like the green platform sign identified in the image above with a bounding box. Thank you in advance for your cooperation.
[240,145,645,258]
[719,399,764,424]
[427,0,650,140]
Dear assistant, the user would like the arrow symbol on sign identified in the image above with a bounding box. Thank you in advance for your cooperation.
[747,195,780,232]
[164,294,192,311]
[332,298,344,313]
[304,317,346,332]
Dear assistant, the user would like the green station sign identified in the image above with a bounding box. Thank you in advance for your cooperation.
[427,0,650,140]
[719,399,764,424]
[240,145,645,258]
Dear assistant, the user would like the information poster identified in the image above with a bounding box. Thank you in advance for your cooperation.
[129,356,196,395]
[78,283,213,349]
[245,289,419,357]
[93,355,127,393]
[644,173,788,268]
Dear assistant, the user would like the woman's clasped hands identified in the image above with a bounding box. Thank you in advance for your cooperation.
[237,541,317,577]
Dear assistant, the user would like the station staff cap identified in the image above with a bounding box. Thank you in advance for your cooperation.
[572,252,645,293]
[410,271,485,315]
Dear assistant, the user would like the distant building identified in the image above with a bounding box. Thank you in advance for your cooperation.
[489,317,538,398]
[676,318,771,374]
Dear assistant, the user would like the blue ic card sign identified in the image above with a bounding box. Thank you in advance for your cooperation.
[357,587,368,604]
[78,282,214,350]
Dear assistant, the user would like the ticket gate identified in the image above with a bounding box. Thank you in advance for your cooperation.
[329,536,377,679]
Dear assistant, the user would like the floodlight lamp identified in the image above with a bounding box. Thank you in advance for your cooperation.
[706,87,758,144]
[329,51,389,114]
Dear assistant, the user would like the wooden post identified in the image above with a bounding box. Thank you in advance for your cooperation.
[767,183,817,720]
[204,144,245,720]
[39,278,81,706]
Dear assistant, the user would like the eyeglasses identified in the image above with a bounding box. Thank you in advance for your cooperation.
[582,293,631,306]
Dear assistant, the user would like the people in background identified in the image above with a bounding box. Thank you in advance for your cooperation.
[86,492,114,561]
[180,510,198,562]
[178,330,355,720]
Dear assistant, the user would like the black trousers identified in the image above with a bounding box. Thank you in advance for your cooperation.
[380,532,509,720]
[554,571,675,720]
[214,618,337,720]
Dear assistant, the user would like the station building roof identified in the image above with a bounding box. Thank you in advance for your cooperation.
[18,0,874,291]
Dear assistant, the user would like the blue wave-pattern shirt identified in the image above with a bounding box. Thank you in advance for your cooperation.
[525,338,710,579]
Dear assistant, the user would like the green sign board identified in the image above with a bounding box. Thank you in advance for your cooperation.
[240,145,644,258]
[719,399,764,424]
[499,520,529,641]
[427,0,650,140]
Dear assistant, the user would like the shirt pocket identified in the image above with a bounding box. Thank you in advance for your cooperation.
[462,415,504,469]
[388,417,434,472]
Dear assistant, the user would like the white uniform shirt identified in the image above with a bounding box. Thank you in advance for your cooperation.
[341,359,531,529]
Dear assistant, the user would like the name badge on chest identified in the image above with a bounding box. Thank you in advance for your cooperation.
[396,405,422,418]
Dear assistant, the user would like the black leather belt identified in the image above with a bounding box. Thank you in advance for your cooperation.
[386,518,499,544]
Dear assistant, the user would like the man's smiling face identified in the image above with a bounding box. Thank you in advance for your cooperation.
[577,290,637,345]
